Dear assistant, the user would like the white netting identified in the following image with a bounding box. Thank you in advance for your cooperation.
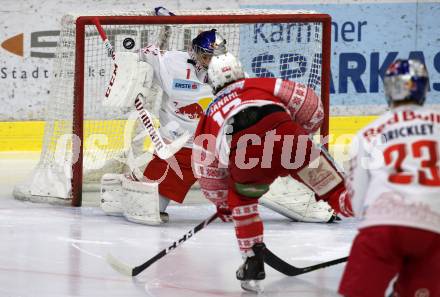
[14,9,326,204]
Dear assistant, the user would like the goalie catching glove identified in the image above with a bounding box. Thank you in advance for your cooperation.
[103,52,154,108]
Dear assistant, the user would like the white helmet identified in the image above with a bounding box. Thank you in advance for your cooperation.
[208,52,245,93]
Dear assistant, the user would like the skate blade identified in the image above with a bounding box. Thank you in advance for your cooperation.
[241,280,264,293]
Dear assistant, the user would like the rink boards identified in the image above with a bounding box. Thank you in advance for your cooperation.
[0,116,378,151]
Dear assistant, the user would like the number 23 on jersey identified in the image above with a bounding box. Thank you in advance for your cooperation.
[384,140,440,186]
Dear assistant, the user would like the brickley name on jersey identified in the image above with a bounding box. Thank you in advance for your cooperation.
[363,110,440,141]
[381,123,434,143]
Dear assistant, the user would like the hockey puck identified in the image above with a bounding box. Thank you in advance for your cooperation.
[123,37,135,50]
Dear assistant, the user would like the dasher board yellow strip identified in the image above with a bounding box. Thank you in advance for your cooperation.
[0,116,379,151]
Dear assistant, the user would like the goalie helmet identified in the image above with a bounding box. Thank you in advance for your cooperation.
[190,29,227,71]
[208,52,245,93]
[384,59,429,106]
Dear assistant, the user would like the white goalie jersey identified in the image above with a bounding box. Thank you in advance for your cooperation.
[347,104,440,234]
[139,45,214,147]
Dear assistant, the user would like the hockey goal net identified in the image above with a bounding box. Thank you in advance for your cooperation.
[13,9,331,207]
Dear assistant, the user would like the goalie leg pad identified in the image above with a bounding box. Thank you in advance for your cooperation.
[259,196,334,223]
[260,177,335,223]
[121,175,163,225]
[100,173,124,216]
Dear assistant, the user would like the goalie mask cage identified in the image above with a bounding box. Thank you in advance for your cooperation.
[13,9,331,207]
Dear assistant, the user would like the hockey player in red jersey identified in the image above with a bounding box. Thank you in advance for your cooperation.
[338,59,440,297]
[192,52,353,291]
[100,22,338,225]
[339,60,440,297]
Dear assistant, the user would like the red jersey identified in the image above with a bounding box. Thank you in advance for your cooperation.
[194,77,323,165]
[191,77,348,220]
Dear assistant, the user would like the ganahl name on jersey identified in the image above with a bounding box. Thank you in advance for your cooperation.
[172,79,200,91]
[207,80,245,114]
[208,90,240,114]
[363,110,440,142]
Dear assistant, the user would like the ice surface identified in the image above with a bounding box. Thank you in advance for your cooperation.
[0,152,357,297]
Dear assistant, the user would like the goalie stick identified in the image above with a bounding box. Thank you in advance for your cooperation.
[107,212,219,276]
[92,17,190,160]
[154,7,174,50]
[133,93,190,159]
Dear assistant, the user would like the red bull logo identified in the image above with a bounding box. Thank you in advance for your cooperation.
[175,102,204,120]
[174,97,212,120]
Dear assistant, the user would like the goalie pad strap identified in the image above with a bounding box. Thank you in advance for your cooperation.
[100,173,124,216]
[122,174,157,193]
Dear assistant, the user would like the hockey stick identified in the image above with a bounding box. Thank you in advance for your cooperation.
[154,7,174,50]
[107,212,219,276]
[259,245,348,276]
[92,17,190,160]
[133,93,190,159]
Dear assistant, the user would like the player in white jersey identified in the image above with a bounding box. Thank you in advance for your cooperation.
[339,59,440,297]
[99,28,224,224]
[139,34,214,147]
[137,30,220,216]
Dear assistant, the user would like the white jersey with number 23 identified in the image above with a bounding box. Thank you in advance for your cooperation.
[347,104,440,234]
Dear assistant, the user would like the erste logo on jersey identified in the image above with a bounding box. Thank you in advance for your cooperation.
[172,79,200,91]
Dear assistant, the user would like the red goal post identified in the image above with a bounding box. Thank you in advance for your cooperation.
[14,10,332,207]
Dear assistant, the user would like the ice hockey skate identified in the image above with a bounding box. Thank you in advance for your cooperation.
[236,243,266,293]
